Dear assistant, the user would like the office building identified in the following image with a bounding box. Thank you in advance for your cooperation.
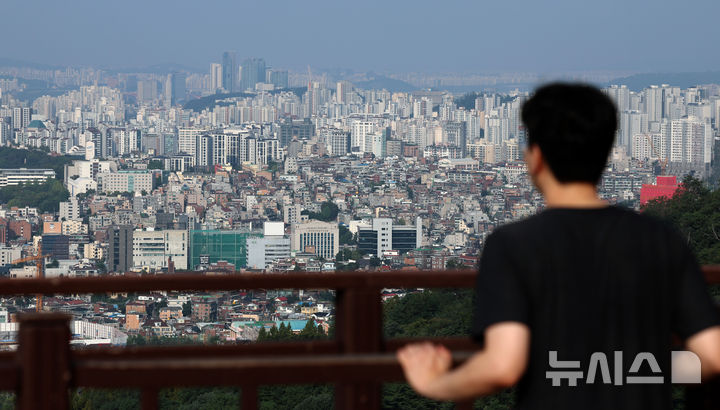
[324,128,350,156]
[291,220,339,260]
[97,171,153,194]
[41,234,70,260]
[107,225,133,273]
[358,217,423,258]
[444,121,467,156]
[247,222,291,269]
[189,230,261,269]
[0,169,55,187]
[132,229,188,271]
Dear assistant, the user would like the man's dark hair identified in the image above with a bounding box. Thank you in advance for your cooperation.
[521,83,617,184]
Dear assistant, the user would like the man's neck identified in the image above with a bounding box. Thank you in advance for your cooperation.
[542,182,607,209]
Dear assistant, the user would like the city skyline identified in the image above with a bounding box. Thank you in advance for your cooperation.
[3,0,720,74]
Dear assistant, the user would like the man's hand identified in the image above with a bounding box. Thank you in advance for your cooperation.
[396,322,530,402]
[396,342,452,399]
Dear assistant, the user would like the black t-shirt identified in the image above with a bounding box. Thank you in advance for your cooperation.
[473,206,720,410]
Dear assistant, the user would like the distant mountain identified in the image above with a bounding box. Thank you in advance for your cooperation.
[0,57,203,74]
[0,58,62,70]
[183,87,306,112]
[105,63,204,74]
[606,71,720,91]
[354,75,417,92]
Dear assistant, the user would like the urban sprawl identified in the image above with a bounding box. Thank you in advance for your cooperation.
[0,55,716,346]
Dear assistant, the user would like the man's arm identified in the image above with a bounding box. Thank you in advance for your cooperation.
[686,325,720,379]
[397,321,530,401]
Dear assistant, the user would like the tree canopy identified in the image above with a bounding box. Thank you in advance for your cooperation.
[302,201,339,222]
[0,180,69,212]
[642,176,720,264]
[0,147,78,181]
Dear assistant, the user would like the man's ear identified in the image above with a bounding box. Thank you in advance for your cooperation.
[525,144,543,177]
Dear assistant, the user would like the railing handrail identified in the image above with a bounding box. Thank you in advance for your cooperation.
[1,265,719,295]
[2,266,719,410]
[0,269,477,295]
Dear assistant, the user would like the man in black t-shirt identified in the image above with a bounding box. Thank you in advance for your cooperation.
[397,84,720,409]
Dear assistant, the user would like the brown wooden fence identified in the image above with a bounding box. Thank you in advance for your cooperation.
[1,267,719,409]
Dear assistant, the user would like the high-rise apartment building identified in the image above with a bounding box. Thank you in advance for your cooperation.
[351,121,376,154]
[336,81,353,104]
[178,128,206,156]
[137,80,158,103]
[166,72,186,106]
[667,116,712,167]
[210,63,223,92]
[241,58,266,91]
[267,69,288,89]
[221,51,237,93]
[11,107,31,129]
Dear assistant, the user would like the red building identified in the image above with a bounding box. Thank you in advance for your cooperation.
[640,176,679,205]
[0,218,7,244]
[8,220,32,242]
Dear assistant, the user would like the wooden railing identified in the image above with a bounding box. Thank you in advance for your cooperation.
[1,267,719,409]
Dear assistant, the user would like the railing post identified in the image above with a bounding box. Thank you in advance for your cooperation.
[16,313,71,410]
[241,384,258,410]
[141,388,159,410]
[335,287,383,410]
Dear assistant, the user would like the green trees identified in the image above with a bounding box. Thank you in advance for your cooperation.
[303,202,339,222]
[643,176,720,264]
[446,258,463,270]
[453,92,484,110]
[256,320,327,342]
[384,289,473,339]
[148,160,164,170]
[0,180,69,212]
[0,147,77,180]
[339,224,355,244]
[182,301,192,317]
[255,320,333,408]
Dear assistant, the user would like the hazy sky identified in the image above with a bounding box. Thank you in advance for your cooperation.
[3,0,720,74]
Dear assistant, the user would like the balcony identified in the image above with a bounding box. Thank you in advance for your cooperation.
[1,267,719,409]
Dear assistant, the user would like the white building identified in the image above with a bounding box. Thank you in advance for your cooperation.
[132,229,188,271]
[59,198,82,221]
[667,116,712,166]
[247,222,291,270]
[0,168,55,187]
[64,159,117,183]
[351,121,376,154]
[0,246,22,266]
[97,171,153,194]
[291,220,339,260]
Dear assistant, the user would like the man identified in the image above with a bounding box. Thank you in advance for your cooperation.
[397,83,720,409]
